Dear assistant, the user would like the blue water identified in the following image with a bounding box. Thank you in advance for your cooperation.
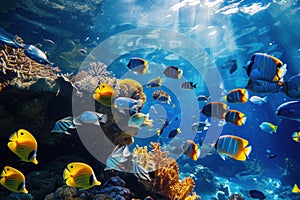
[1,0,300,199]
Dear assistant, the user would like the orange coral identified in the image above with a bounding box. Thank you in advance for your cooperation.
[133,142,197,200]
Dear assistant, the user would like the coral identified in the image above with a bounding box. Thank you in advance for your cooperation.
[44,186,80,200]
[118,79,146,104]
[97,177,131,200]
[192,165,217,194]
[5,193,33,200]
[93,194,113,200]
[184,192,201,200]
[0,40,61,92]
[133,142,197,200]
[227,194,244,200]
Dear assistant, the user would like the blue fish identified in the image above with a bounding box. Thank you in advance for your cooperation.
[246,79,282,94]
[245,53,286,82]
[276,101,300,122]
[24,44,54,66]
[114,97,143,115]
[52,117,76,135]
[73,111,107,126]
[0,27,23,48]
[249,190,266,199]
[284,74,300,99]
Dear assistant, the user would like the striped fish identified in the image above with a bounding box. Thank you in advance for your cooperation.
[215,135,252,161]
[201,102,228,120]
[132,154,151,181]
[181,82,197,90]
[105,145,131,171]
[226,88,249,103]
[51,117,76,135]
[225,110,247,126]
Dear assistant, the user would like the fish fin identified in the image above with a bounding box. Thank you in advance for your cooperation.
[243,89,249,102]
[234,152,247,161]
[273,126,278,134]
[132,160,151,181]
[93,121,100,126]
[64,131,72,135]
[292,184,300,193]
[7,141,17,153]
[238,116,247,126]
[263,96,268,103]
[241,138,249,147]
[136,99,143,107]
[193,83,197,88]
[157,129,161,136]
[244,146,252,157]
[177,128,181,133]
[219,154,226,160]
[122,145,131,158]
[73,118,82,126]
[278,64,287,80]
[100,114,107,124]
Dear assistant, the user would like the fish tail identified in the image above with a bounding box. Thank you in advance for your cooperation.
[243,89,249,102]
[100,114,108,124]
[263,96,268,103]
[193,83,197,88]
[157,129,161,136]
[292,184,300,193]
[94,179,101,186]
[244,146,252,157]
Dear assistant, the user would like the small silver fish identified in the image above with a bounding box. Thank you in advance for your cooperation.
[249,96,268,105]
[128,113,153,129]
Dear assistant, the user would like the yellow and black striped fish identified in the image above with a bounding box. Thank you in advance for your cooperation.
[0,166,28,193]
[201,102,227,120]
[226,88,249,103]
[8,129,38,164]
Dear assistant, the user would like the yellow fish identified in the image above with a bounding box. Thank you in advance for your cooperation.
[292,184,300,193]
[0,166,28,193]
[292,132,300,143]
[8,129,38,164]
[63,162,101,190]
[93,83,115,107]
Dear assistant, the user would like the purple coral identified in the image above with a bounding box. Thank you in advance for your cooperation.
[96,177,131,200]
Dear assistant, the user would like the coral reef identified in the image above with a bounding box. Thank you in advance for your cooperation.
[44,186,80,200]
[96,176,131,200]
[4,193,33,200]
[192,165,217,194]
[227,194,244,200]
[0,39,61,92]
[133,142,197,200]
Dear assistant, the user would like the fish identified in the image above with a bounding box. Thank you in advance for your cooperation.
[249,96,268,105]
[105,145,131,171]
[52,116,76,135]
[127,58,149,74]
[114,97,143,115]
[73,111,107,126]
[152,90,176,108]
[8,129,38,164]
[249,189,266,199]
[225,110,247,126]
[157,118,169,136]
[226,88,249,103]
[266,154,277,159]
[245,53,287,83]
[132,154,151,181]
[246,78,282,94]
[146,76,162,88]
[168,128,181,138]
[291,132,300,143]
[215,135,252,161]
[93,83,115,107]
[0,27,24,48]
[229,60,238,74]
[0,166,28,193]
[183,140,200,161]
[63,162,101,190]
[24,44,54,66]
[128,113,153,129]
[191,119,210,132]
[292,184,300,193]
[181,82,197,89]
[284,74,300,99]
[259,122,277,134]
[276,101,300,122]
[201,102,228,120]
[163,66,183,79]
[197,95,210,102]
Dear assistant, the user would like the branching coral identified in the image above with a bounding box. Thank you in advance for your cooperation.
[0,40,61,92]
[133,142,197,200]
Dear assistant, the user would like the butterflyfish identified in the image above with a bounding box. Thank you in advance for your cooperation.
[215,135,252,161]
[127,58,149,74]
[225,110,247,126]
[163,66,183,79]
[63,162,101,190]
[8,129,38,164]
[201,102,228,120]
[0,166,28,193]
[226,88,249,103]
[183,140,200,161]
[93,83,115,107]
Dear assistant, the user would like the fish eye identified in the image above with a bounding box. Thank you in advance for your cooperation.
[70,165,73,168]
[102,85,105,88]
